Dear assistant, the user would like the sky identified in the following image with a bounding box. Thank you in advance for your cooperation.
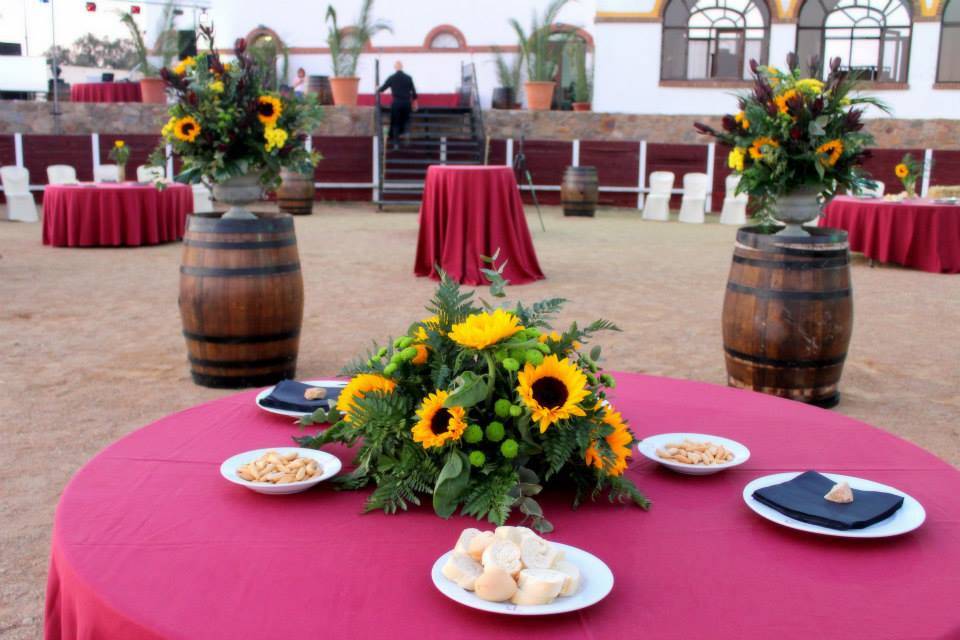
[0,0,143,57]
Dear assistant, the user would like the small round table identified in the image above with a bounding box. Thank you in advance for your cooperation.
[70,82,142,103]
[46,374,960,639]
[42,182,193,247]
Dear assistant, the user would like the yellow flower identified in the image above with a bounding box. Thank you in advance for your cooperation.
[173,56,196,76]
[173,116,201,143]
[734,111,750,130]
[538,331,562,344]
[795,78,824,95]
[257,95,283,126]
[161,116,177,138]
[264,126,288,152]
[336,374,397,423]
[411,343,429,365]
[114,140,125,148]
[728,147,746,172]
[449,309,523,350]
[517,354,590,433]
[840,97,852,106]
[774,89,799,115]
[411,391,467,449]
[749,136,779,160]
[209,80,224,93]
[895,163,910,179]
[817,139,844,167]
[413,315,440,342]
[584,404,633,476]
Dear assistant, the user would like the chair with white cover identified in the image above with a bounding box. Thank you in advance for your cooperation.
[1,166,39,222]
[719,174,749,225]
[678,172,709,224]
[192,183,214,213]
[857,182,885,198]
[137,165,165,182]
[642,171,675,221]
[47,165,78,185]
[94,164,120,183]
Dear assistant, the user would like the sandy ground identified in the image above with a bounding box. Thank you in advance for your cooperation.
[1,203,959,637]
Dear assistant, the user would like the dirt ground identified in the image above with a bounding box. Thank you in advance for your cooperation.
[1,203,958,637]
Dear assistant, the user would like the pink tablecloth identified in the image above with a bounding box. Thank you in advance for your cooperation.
[42,183,193,247]
[358,93,461,107]
[70,82,142,103]
[46,374,960,639]
[822,196,960,273]
[415,165,545,285]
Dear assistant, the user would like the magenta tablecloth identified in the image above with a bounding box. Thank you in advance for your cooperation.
[822,196,960,273]
[46,374,960,639]
[415,165,545,285]
[358,93,461,107]
[42,183,193,247]
[70,82,142,103]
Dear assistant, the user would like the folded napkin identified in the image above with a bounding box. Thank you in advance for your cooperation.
[752,471,904,530]
[259,380,340,413]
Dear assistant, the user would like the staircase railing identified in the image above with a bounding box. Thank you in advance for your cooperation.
[374,59,384,202]
[461,62,485,162]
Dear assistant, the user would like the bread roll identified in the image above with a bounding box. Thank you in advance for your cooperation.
[466,530,496,561]
[474,566,518,602]
[454,528,482,555]
[481,539,523,576]
[824,481,854,504]
[494,526,533,545]
[553,560,580,596]
[519,533,562,569]
[441,552,483,591]
[511,569,565,605]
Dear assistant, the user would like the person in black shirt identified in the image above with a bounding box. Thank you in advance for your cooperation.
[377,61,418,148]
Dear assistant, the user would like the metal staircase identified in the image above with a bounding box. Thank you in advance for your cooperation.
[374,62,486,209]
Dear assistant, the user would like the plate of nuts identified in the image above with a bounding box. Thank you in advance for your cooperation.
[637,433,750,475]
[220,447,341,494]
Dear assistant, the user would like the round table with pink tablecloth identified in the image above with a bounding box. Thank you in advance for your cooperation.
[69,82,142,103]
[45,373,960,640]
[42,182,193,247]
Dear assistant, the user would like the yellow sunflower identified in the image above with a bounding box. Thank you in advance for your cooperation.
[173,116,201,143]
[774,89,799,116]
[734,111,750,130]
[411,390,467,449]
[114,140,125,149]
[585,404,634,476]
[173,56,195,76]
[749,136,779,160]
[817,139,844,167]
[728,147,746,172]
[517,355,590,433]
[336,373,397,423]
[257,95,283,126]
[411,343,429,365]
[449,309,523,350]
[895,163,910,179]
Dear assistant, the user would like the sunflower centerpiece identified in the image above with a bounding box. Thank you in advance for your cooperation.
[695,54,886,236]
[297,273,648,532]
[150,25,322,219]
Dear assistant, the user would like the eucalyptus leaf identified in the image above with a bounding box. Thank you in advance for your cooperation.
[433,450,470,518]
[443,371,489,408]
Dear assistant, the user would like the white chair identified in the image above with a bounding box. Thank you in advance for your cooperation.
[642,171,675,221]
[1,166,39,222]
[94,164,120,183]
[719,174,749,225]
[857,182,885,198]
[137,165,165,182]
[192,183,214,213]
[678,172,709,224]
[47,164,78,185]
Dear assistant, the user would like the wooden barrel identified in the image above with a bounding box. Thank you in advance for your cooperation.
[722,226,853,408]
[561,166,598,217]
[307,75,334,105]
[276,170,315,215]
[179,214,304,388]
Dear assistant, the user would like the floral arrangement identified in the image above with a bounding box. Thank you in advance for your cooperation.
[695,54,887,224]
[297,273,648,532]
[149,25,322,190]
[108,139,130,168]
[894,154,924,197]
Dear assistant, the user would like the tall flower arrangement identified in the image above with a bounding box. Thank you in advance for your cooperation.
[298,273,648,532]
[894,153,925,197]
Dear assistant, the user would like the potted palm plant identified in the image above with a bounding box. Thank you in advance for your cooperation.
[572,41,592,111]
[509,0,570,111]
[118,3,177,104]
[492,48,522,109]
[325,0,391,106]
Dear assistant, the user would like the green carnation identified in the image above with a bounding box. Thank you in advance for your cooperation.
[494,399,512,418]
[502,358,520,372]
[485,421,505,442]
[524,349,544,366]
[500,439,519,459]
[469,451,486,467]
[464,424,484,444]
[509,405,522,417]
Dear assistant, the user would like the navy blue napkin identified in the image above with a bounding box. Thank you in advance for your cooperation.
[259,380,340,413]
[752,471,904,530]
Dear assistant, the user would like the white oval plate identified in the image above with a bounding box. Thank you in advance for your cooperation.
[743,472,926,538]
[431,542,613,616]
[637,432,751,475]
[255,380,348,418]
[220,447,341,494]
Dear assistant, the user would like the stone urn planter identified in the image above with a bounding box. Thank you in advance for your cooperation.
[524,81,555,111]
[139,77,167,104]
[329,76,360,106]
[773,184,823,236]
[212,172,264,219]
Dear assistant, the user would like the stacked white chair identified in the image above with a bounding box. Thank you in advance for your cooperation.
[137,165,165,182]
[94,164,121,183]
[1,166,39,222]
[678,172,709,224]
[858,182,885,198]
[47,165,79,185]
[641,171,675,221]
[192,183,214,213]
[719,174,749,225]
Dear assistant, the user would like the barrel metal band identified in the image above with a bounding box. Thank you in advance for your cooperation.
[726,282,850,300]
[183,238,297,250]
[724,346,847,369]
[732,254,849,270]
[182,329,301,344]
[188,355,297,369]
[180,263,301,277]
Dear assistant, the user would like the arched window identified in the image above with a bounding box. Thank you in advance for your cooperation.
[661,0,770,81]
[429,33,461,49]
[938,0,960,82]
[796,0,911,83]
[423,25,467,50]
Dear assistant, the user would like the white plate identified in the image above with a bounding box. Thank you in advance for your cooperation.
[431,542,613,616]
[254,379,348,418]
[220,447,341,494]
[637,432,751,475]
[742,472,926,538]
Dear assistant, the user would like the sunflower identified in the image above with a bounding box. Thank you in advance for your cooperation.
[173,56,195,76]
[734,111,750,131]
[728,147,746,172]
[336,373,397,423]
[895,163,910,179]
[774,89,799,116]
[263,126,288,152]
[449,309,523,350]
[817,139,844,167]
[114,140,125,149]
[584,404,633,476]
[257,95,283,126]
[517,355,590,432]
[411,391,467,449]
[749,136,779,160]
[411,343,429,365]
[173,116,201,143]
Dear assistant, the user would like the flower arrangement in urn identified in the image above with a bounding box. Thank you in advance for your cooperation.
[149,25,322,218]
[695,54,887,235]
[297,271,648,532]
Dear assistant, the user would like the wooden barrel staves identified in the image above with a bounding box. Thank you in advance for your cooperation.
[722,226,853,408]
[560,166,598,217]
[306,75,334,105]
[277,169,315,215]
[179,214,305,388]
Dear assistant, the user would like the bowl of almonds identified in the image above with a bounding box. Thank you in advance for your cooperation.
[220,447,342,494]
[637,433,750,476]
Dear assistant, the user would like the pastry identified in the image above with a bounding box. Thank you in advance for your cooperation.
[466,530,496,561]
[511,568,565,605]
[824,480,854,503]
[474,566,518,602]
[441,552,483,591]
[519,533,562,570]
[553,560,581,596]
[481,539,523,576]
[303,387,326,400]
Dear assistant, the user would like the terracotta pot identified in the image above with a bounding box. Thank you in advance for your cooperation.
[139,77,167,104]
[524,81,555,111]
[329,76,360,106]
[572,102,591,112]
